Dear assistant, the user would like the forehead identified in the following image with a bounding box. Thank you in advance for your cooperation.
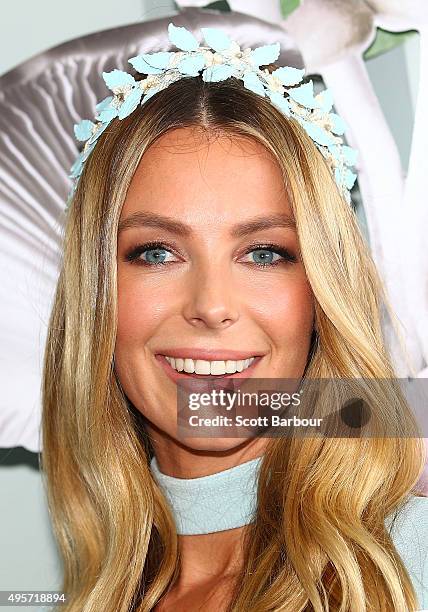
[120,127,292,227]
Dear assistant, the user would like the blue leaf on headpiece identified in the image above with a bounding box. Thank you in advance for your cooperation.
[342,145,358,166]
[328,144,358,167]
[243,71,265,96]
[300,119,336,147]
[144,52,172,69]
[82,141,96,160]
[315,89,334,113]
[344,168,357,189]
[177,53,205,76]
[202,64,235,83]
[70,151,85,178]
[141,87,161,104]
[328,145,341,164]
[74,119,95,142]
[249,43,280,68]
[201,27,232,52]
[268,91,291,116]
[288,81,318,109]
[95,96,114,112]
[96,107,118,123]
[118,87,143,119]
[103,69,135,90]
[65,190,75,209]
[87,121,110,146]
[272,66,304,86]
[168,22,200,51]
[328,112,347,135]
[129,52,172,74]
[334,167,342,187]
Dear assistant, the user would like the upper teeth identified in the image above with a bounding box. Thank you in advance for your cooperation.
[163,356,256,375]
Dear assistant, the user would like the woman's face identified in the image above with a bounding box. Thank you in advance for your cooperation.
[115,127,315,452]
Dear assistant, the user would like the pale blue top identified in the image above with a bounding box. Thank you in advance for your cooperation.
[150,455,428,609]
[386,495,428,610]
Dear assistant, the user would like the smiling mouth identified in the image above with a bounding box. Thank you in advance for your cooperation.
[155,354,263,378]
[170,369,240,378]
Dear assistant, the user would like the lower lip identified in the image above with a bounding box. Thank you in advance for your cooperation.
[154,354,263,386]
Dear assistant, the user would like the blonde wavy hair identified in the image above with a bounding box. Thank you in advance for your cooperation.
[41,73,426,611]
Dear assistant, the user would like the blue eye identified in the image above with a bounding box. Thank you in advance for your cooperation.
[124,241,297,268]
[124,242,176,267]
[141,246,170,265]
[248,248,289,267]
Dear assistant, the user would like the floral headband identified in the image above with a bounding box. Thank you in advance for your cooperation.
[68,22,358,209]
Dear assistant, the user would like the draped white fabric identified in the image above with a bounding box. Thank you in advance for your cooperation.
[0,8,302,452]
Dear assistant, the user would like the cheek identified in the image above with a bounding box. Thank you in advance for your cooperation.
[253,277,314,322]
[116,271,165,345]
[251,277,314,339]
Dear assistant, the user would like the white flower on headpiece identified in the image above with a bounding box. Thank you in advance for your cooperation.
[288,98,309,118]
[264,73,285,94]
[229,41,242,55]
[168,52,186,69]
[201,50,215,67]
[213,53,225,65]
[201,28,246,70]
[110,96,123,110]
[140,75,161,91]
[112,83,134,99]
[221,41,246,67]
[103,70,136,95]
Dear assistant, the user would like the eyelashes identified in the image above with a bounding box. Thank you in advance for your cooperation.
[124,240,298,269]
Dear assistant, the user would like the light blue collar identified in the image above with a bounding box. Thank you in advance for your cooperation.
[149,455,263,535]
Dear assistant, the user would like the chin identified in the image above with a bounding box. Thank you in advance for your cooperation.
[177,436,258,453]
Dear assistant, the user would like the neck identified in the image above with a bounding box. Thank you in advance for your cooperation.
[149,454,263,535]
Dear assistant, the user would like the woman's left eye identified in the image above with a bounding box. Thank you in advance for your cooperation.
[124,242,297,268]
[242,246,297,267]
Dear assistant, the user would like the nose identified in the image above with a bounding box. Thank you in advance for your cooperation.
[182,260,240,330]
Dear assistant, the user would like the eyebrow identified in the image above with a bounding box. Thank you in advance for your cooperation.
[118,211,296,237]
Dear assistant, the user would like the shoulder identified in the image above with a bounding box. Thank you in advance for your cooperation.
[386,495,428,610]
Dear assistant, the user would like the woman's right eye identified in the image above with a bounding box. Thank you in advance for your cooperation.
[124,242,175,267]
